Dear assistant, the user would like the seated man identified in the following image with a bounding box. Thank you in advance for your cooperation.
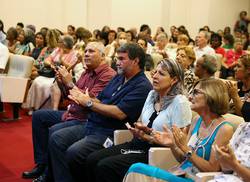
[22,41,116,179]
[43,43,152,182]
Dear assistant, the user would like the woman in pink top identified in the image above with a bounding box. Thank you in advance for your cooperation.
[221,40,246,79]
[23,35,78,114]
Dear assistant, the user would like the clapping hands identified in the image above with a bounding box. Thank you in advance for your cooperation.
[68,87,90,106]
[214,144,238,171]
[129,122,153,142]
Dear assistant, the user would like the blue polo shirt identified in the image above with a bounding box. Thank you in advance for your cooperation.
[85,71,152,136]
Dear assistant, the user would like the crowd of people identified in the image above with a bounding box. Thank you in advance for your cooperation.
[0,10,250,182]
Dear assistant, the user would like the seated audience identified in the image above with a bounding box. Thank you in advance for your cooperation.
[194,31,215,62]
[194,54,217,80]
[169,26,179,44]
[149,33,168,57]
[153,26,165,42]
[22,41,115,180]
[123,78,234,182]
[74,27,92,49]
[177,34,189,47]
[221,39,246,79]
[226,54,250,116]
[22,35,77,113]
[210,33,225,57]
[14,28,35,56]
[31,29,60,79]
[6,27,19,53]
[42,43,152,182]
[224,26,231,36]
[209,98,250,182]
[176,46,197,92]
[105,31,127,64]
[86,59,192,182]
[26,24,36,34]
[16,22,24,34]
[222,34,234,50]
[67,25,75,37]
[125,30,135,43]
[31,32,46,60]
[106,30,117,45]
[137,37,154,71]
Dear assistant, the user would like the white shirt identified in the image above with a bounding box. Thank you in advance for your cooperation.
[141,90,192,131]
[0,42,9,70]
[209,122,250,182]
[194,45,215,60]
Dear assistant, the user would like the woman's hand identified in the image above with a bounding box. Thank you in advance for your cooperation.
[172,125,189,152]
[57,66,73,85]
[215,144,238,171]
[225,81,238,99]
[129,122,150,141]
[134,122,153,134]
[153,124,175,147]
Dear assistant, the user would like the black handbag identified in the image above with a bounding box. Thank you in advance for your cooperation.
[38,66,55,78]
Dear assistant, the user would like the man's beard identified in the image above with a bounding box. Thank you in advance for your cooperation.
[117,67,124,75]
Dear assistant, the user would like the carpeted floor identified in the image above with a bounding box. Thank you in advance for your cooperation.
[0,104,33,182]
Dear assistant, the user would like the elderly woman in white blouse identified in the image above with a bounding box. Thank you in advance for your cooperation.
[211,98,250,182]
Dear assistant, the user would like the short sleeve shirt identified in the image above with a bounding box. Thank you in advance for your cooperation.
[86,71,152,135]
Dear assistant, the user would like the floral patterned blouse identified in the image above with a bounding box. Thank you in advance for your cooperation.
[230,122,250,168]
[212,122,250,182]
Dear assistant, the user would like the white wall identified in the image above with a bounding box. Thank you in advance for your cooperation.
[0,0,250,38]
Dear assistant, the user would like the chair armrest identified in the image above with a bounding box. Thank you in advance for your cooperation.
[195,172,222,182]
[114,130,133,145]
[148,147,179,170]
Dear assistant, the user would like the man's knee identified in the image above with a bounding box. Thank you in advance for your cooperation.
[65,144,89,170]
[96,157,113,173]
[86,151,100,170]
[49,130,65,151]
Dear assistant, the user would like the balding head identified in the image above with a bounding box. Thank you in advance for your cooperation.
[195,54,217,79]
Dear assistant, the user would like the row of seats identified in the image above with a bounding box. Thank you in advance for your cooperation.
[0,54,33,120]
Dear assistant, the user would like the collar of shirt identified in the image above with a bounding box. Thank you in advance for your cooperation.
[86,63,109,77]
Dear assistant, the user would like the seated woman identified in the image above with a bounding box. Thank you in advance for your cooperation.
[221,40,246,79]
[6,27,19,53]
[210,97,250,182]
[123,78,234,182]
[23,35,78,113]
[31,29,61,79]
[14,28,35,56]
[30,32,46,60]
[226,54,250,116]
[86,59,192,182]
[175,46,197,93]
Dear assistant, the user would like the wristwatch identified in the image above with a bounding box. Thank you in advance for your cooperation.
[184,150,193,160]
[86,100,93,108]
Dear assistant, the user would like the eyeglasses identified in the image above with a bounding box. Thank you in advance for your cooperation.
[190,88,205,97]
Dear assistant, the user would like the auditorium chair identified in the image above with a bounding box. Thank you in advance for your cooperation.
[0,54,34,121]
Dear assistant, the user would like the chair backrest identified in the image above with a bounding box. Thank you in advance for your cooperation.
[6,54,34,78]
[222,113,245,131]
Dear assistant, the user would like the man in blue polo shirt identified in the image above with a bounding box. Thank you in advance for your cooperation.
[43,43,152,182]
